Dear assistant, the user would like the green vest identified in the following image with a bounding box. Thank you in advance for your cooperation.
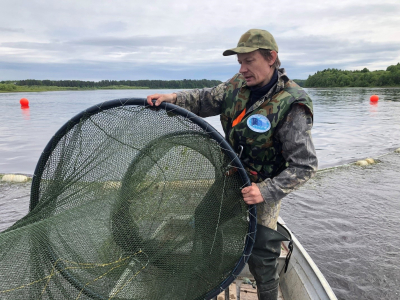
[220,73,313,183]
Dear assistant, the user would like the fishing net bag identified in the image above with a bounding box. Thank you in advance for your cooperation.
[0,98,256,300]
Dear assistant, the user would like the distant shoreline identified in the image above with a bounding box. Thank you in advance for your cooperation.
[2,85,400,93]
[0,86,150,93]
[1,78,399,93]
[0,79,223,93]
[2,62,399,91]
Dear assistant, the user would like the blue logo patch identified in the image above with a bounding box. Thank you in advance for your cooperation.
[247,114,271,133]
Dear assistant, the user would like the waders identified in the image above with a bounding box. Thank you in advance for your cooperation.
[248,223,291,300]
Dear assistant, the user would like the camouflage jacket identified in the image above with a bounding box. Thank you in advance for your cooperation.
[220,72,313,183]
[175,69,318,204]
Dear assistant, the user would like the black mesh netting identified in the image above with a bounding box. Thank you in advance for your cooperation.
[0,99,256,300]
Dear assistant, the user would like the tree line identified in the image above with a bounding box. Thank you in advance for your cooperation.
[10,79,223,89]
[305,63,400,87]
[3,63,400,90]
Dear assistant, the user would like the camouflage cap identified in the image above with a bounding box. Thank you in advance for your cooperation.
[223,29,278,56]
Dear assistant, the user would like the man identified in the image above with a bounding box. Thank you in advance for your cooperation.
[147,29,317,300]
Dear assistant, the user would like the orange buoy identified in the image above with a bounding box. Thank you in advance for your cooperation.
[370,95,379,102]
[20,98,29,108]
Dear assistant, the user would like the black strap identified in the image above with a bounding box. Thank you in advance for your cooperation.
[277,222,293,273]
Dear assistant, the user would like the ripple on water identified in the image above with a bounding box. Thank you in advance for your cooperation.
[281,152,400,300]
[0,181,30,232]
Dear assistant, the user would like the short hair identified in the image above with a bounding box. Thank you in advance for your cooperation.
[258,49,281,69]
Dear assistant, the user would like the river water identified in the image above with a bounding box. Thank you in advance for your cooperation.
[1,87,400,299]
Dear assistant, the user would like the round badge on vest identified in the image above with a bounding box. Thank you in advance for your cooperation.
[247,114,271,133]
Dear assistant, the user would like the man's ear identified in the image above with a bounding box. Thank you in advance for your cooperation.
[269,50,278,66]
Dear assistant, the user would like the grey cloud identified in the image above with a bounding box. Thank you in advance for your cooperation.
[279,35,399,53]
[0,33,231,56]
[319,3,400,18]
[1,31,399,81]
[0,41,70,51]
[0,34,219,50]
[97,21,128,33]
[71,35,178,47]
[70,32,230,49]
[278,35,400,62]
[272,34,400,78]
[0,60,236,81]
[0,27,24,33]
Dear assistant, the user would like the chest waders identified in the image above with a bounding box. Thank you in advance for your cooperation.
[220,74,312,299]
[250,224,291,299]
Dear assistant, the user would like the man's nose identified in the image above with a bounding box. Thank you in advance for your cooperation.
[239,64,247,74]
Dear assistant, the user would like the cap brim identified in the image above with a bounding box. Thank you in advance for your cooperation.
[222,46,259,56]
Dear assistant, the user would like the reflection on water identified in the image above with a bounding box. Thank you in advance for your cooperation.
[369,101,379,115]
[20,107,30,120]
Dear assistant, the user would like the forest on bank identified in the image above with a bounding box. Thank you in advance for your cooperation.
[304,63,400,87]
[1,63,399,92]
[0,79,222,92]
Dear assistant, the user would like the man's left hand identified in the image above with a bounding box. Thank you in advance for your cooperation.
[241,183,264,204]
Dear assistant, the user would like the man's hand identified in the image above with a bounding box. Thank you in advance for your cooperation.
[241,183,264,204]
[146,93,177,106]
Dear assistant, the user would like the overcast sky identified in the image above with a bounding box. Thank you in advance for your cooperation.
[1,0,399,81]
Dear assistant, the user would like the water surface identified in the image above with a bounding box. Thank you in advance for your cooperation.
[1,88,400,174]
[1,87,400,300]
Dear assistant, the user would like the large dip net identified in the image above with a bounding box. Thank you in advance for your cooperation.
[0,99,256,300]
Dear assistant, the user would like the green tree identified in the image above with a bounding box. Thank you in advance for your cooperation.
[305,63,400,87]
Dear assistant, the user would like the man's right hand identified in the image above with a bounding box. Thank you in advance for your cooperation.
[146,93,177,106]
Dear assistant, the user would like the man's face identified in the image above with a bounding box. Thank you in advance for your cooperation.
[237,50,275,87]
